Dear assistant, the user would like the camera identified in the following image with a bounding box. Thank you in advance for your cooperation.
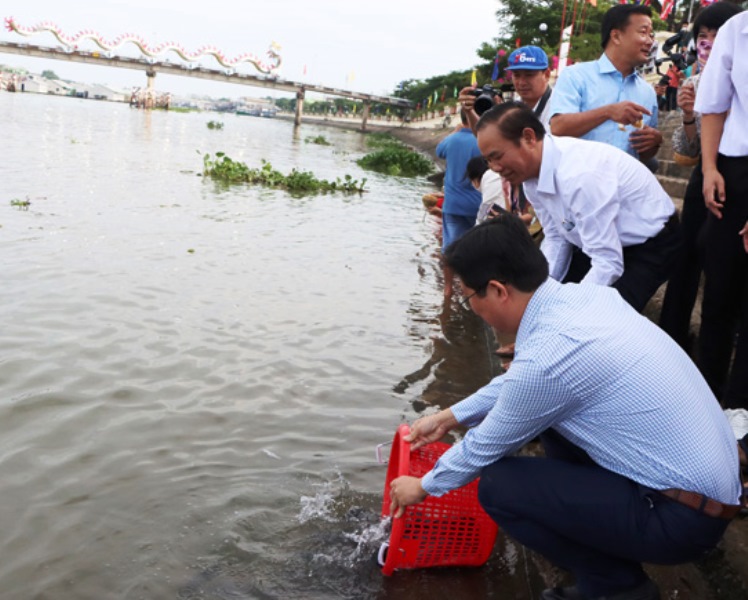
[655,49,697,74]
[470,85,500,116]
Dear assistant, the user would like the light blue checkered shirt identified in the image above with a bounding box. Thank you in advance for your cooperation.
[421,279,741,505]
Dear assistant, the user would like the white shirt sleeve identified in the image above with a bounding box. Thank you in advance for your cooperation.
[694,18,735,115]
[533,199,573,282]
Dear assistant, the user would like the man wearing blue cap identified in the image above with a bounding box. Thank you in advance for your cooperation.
[504,46,554,129]
[549,4,663,164]
[460,45,553,132]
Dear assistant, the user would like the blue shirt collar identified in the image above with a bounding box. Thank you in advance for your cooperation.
[597,52,640,81]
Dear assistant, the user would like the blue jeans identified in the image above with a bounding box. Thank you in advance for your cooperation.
[477,430,729,597]
[441,213,475,253]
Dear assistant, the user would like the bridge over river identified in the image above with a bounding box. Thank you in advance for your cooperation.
[0,41,413,130]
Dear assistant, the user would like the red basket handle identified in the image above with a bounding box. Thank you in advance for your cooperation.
[381,424,412,576]
[394,423,411,475]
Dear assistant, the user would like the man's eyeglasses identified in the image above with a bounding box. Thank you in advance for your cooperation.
[460,290,479,310]
[459,285,487,310]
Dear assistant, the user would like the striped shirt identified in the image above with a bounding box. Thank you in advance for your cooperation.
[421,278,741,505]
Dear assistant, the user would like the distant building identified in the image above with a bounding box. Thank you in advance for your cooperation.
[21,74,50,94]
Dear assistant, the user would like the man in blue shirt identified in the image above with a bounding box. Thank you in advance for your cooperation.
[435,111,483,297]
[389,215,740,600]
[550,4,663,164]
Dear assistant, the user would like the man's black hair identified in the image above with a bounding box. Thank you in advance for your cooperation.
[475,101,546,144]
[601,4,653,49]
[465,156,488,183]
[693,2,743,38]
[444,213,549,294]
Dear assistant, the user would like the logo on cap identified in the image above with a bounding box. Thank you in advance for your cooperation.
[513,53,537,64]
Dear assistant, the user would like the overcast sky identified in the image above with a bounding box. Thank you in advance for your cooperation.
[1,0,503,99]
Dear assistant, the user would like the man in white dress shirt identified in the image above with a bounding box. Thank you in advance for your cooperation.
[693,9,748,409]
[476,101,680,311]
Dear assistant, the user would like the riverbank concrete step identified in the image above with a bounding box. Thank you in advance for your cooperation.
[659,159,696,180]
[658,175,689,199]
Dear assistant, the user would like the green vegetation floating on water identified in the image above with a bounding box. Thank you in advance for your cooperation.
[170,106,200,113]
[305,135,331,146]
[10,197,31,209]
[365,132,402,149]
[202,153,366,194]
[207,120,224,130]
[357,135,433,177]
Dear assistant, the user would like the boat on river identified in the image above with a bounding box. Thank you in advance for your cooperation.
[236,104,262,117]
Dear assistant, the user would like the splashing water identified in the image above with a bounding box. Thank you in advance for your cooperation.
[296,471,390,572]
[298,472,349,524]
[343,517,391,566]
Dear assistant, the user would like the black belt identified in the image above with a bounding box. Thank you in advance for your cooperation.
[658,488,741,520]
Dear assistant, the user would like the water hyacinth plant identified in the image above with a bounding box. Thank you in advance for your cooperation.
[202,153,366,194]
[304,135,331,146]
[357,134,433,177]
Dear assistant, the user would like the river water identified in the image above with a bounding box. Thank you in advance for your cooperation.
[0,92,546,599]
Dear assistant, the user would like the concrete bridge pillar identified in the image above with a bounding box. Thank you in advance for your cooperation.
[361,100,371,132]
[294,88,305,127]
[145,68,156,109]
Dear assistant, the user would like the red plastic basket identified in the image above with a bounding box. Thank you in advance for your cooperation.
[378,424,499,576]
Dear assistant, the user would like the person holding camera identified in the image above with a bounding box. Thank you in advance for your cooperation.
[549,4,662,165]
[458,46,551,238]
[459,45,553,132]
[503,46,554,129]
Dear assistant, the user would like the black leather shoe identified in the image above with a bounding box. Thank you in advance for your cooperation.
[540,579,660,600]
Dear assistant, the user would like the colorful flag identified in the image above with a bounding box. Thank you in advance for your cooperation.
[660,0,674,20]
[433,89,438,104]
[427,95,432,109]
[470,69,477,86]
[491,51,500,81]
[440,87,446,102]
[453,86,458,98]
[588,0,597,6]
